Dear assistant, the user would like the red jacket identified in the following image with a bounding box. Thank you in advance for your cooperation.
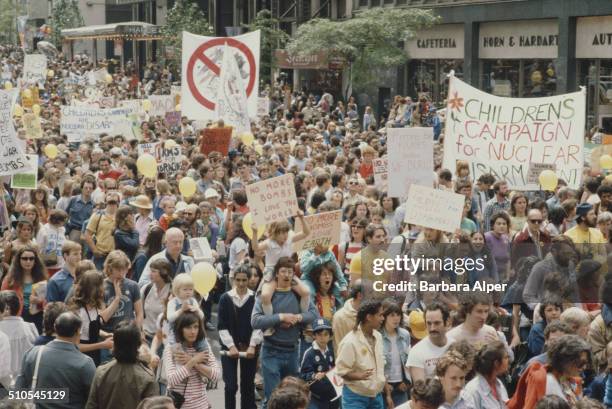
[507,362,582,409]
[511,229,551,269]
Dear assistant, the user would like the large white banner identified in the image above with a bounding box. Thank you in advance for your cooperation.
[388,127,434,198]
[0,89,30,176]
[181,30,260,121]
[23,54,47,85]
[60,105,136,141]
[443,75,585,190]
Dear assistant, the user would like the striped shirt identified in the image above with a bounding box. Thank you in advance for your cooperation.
[163,344,221,409]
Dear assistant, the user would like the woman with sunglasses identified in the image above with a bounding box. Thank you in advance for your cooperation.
[337,217,368,279]
[1,245,48,333]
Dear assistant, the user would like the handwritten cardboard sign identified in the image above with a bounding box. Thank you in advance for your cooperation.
[165,111,181,127]
[149,95,175,117]
[403,184,464,233]
[138,142,181,175]
[200,127,232,156]
[23,54,47,85]
[0,89,30,176]
[292,210,342,252]
[373,156,388,191]
[388,127,434,197]
[22,113,42,139]
[246,174,299,226]
[11,154,38,189]
[60,105,136,142]
[526,163,557,185]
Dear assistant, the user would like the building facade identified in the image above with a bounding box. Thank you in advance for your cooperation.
[352,0,612,130]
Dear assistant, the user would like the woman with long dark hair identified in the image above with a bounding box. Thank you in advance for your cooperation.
[461,340,510,408]
[1,245,47,332]
[133,225,164,283]
[30,187,50,224]
[68,270,118,365]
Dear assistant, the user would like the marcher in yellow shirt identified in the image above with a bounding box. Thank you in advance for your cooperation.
[564,203,607,266]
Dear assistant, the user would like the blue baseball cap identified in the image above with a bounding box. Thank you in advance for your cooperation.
[312,318,332,333]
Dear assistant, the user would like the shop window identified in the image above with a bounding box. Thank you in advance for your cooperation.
[523,60,557,97]
[371,0,381,5]
[359,0,368,7]
[481,60,520,97]
[408,59,463,103]
[579,59,612,130]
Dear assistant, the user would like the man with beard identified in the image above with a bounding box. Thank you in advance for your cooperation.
[565,203,607,264]
[407,301,454,383]
[523,235,578,305]
[595,184,612,215]
[482,181,510,232]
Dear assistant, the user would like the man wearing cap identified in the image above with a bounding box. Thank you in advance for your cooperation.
[131,195,155,246]
[204,187,225,228]
[407,302,454,382]
[300,318,338,409]
[565,202,608,263]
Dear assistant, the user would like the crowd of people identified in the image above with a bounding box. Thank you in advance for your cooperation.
[0,42,610,409]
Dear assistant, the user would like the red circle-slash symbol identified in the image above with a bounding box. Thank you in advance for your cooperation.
[186,38,256,111]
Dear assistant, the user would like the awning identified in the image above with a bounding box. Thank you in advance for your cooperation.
[61,22,164,41]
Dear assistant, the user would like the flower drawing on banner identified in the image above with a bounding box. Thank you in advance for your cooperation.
[448,92,464,112]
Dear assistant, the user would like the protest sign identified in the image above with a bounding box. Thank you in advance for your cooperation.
[182,30,260,121]
[11,154,38,189]
[0,89,31,176]
[257,97,269,117]
[373,156,388,191]
[165,111,181,127]
[138,142,159,157]
[138,142,181,175]
[200,127,232,155]
[23,54,47,85]
[97,96,116,109]
[215,43,251,133]
[92,68,108,83]
[246,174,299,226]
[149,95,175,117]
[190,237,214,263]
[119,99,144,113]
[526,163,557,185]
[404,184,464,233]
[60,105,136,142]
[388,127,434,197]
[20,87,39,109]
[22,113,42,139]
[443,74,585,190]
[292,210,342,252]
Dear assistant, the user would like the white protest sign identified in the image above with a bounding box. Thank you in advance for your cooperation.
[215,43,251,133]
[257,97,269,118]
[292,210,342,252]
[119,99,144,113]
[0,89,31,176]
[245,174,299,226]
[190,237,214,263]
[11,154,38,189]
[149,95,175,117]
[443,74,585,190]
[527,163,557,185]
[92,68,108,83]
[404,184,464,233]
[138,142,159,157]
[138,142,181,175]
[22,113,42,139]
[61,105,136,141]
[23,54,47,85]
[388,127,433,197]
[373,156,388,191]
[182,30,260,121]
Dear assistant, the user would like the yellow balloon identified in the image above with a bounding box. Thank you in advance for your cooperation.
[142,99,151,112]
[240,132,254,146]
[4,81,12,90]
[32,104,41,115]
[137,154,157,178]
[538,170,558,191]
[44,144,58,159]
[242,212,265,240]
[23,89,32,99]
[178,176,196,198]
[13,104,23,117]
[104,73,113,84]
[47,69,54,78]
[164,139,177,149]
[175,104,181,112]
[191,262,217,295]
[600,154,612,170]
[606,174,612,183]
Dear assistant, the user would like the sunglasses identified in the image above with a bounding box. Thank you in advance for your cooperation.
[529,219,543,224]
[21,256,35,261]
[349,181,359,185]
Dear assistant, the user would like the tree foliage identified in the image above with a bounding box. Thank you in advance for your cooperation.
[286,7,439,87]
[243,9,289,85]
[49,0,84,47]
[161,0,214,62]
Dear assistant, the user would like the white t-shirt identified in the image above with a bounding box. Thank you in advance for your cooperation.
[229,237,249,273]
[406,336,452,378]
[447,324,497,351]
[79,307,100,341]
[545,373,567,400]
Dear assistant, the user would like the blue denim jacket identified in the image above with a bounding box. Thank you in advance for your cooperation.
[381,327,411,382]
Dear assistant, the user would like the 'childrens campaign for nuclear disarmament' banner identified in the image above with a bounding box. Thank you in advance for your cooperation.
[443,74,585,190]
[60,105,136,142]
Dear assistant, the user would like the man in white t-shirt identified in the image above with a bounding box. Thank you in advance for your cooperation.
[406,301,453,382]
[447,293,499,351]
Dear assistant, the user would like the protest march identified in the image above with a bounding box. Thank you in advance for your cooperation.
[1,5,612,409]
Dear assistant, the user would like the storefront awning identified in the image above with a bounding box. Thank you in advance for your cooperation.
[61,22,164,41]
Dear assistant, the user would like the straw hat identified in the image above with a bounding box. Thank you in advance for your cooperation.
[130,195,152,210]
